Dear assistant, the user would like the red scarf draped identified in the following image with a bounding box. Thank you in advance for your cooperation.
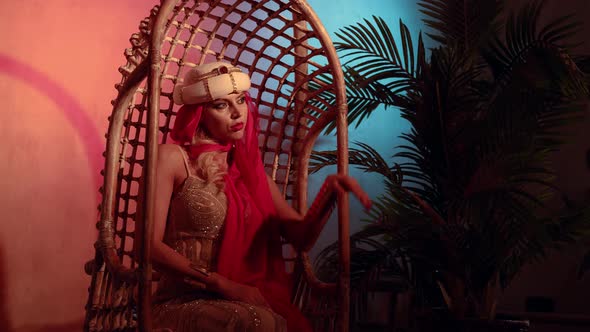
[170,94,312,331]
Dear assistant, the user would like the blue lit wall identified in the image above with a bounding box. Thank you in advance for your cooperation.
[305,0,425,259]
[306,1,590,320]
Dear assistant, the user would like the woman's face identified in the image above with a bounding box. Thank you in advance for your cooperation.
[200,92,248,144]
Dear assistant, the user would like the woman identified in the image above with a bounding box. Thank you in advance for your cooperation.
[150,61,371,331]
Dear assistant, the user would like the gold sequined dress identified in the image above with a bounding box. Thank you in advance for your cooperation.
[152,146,287,331]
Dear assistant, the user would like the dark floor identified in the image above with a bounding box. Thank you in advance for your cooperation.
[353,325,589,332]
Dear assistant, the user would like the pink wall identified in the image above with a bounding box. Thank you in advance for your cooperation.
[0,1,154,331]
[0,1,588,331]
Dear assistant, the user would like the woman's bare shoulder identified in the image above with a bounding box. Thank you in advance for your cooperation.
[157,143,185,175]
[158,143,183,157]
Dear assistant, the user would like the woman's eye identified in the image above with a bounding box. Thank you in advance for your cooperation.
[212,103,227,110]
[237,96,245,104]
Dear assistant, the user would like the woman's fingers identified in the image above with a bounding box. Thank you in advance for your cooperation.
[330,176,346,195]
[183,277,206,290]
[333,175,372,210]
[253,290,271,308]
[243,286,271,308]
[350,181,372,209]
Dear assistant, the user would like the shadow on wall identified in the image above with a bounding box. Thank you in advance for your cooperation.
[0,53,104,192]
[0,245,13,331]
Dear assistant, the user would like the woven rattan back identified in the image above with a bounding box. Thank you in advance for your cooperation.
[84,1,349,331]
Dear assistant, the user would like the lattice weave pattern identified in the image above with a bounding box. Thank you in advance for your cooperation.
[85,1,345,331]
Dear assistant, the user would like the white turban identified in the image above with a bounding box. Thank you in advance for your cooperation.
[173,61,251,105]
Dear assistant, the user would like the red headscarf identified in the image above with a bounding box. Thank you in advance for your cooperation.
[170,94,312,331]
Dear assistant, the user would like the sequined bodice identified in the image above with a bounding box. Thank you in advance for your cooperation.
[151,146,289,331]
[155,168,228,301]
[165,175,227,270]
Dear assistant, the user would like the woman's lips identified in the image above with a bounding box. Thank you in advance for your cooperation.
[230,123,244,131]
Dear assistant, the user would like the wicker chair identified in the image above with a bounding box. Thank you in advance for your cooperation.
[83,0,351,331]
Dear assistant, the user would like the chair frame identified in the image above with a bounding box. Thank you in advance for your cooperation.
[85,1,351,331]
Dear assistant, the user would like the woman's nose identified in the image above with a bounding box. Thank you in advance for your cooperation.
[230,103,243,119]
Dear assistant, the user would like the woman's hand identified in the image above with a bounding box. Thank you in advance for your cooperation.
[325,174,372,210]
[214,274,270,308]
[183,277,207,290]
[270,173,372,251]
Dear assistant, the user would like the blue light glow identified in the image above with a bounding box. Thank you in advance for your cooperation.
[305,0,426,258]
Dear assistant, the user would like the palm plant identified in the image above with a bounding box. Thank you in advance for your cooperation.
[312,0,590,323]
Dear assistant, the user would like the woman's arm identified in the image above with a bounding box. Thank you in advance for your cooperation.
[267,174,372,252]
[147,144,270,307]
[148,144,221,285]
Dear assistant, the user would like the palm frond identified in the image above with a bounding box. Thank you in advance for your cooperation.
[310,142,401,188]
[313,2,590,320]
[314,228,410,284]
[317,67,412,134]
[482,0,585,89]
[316,16,426,134]
[335,16,422,82]
[418,0,503,51]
